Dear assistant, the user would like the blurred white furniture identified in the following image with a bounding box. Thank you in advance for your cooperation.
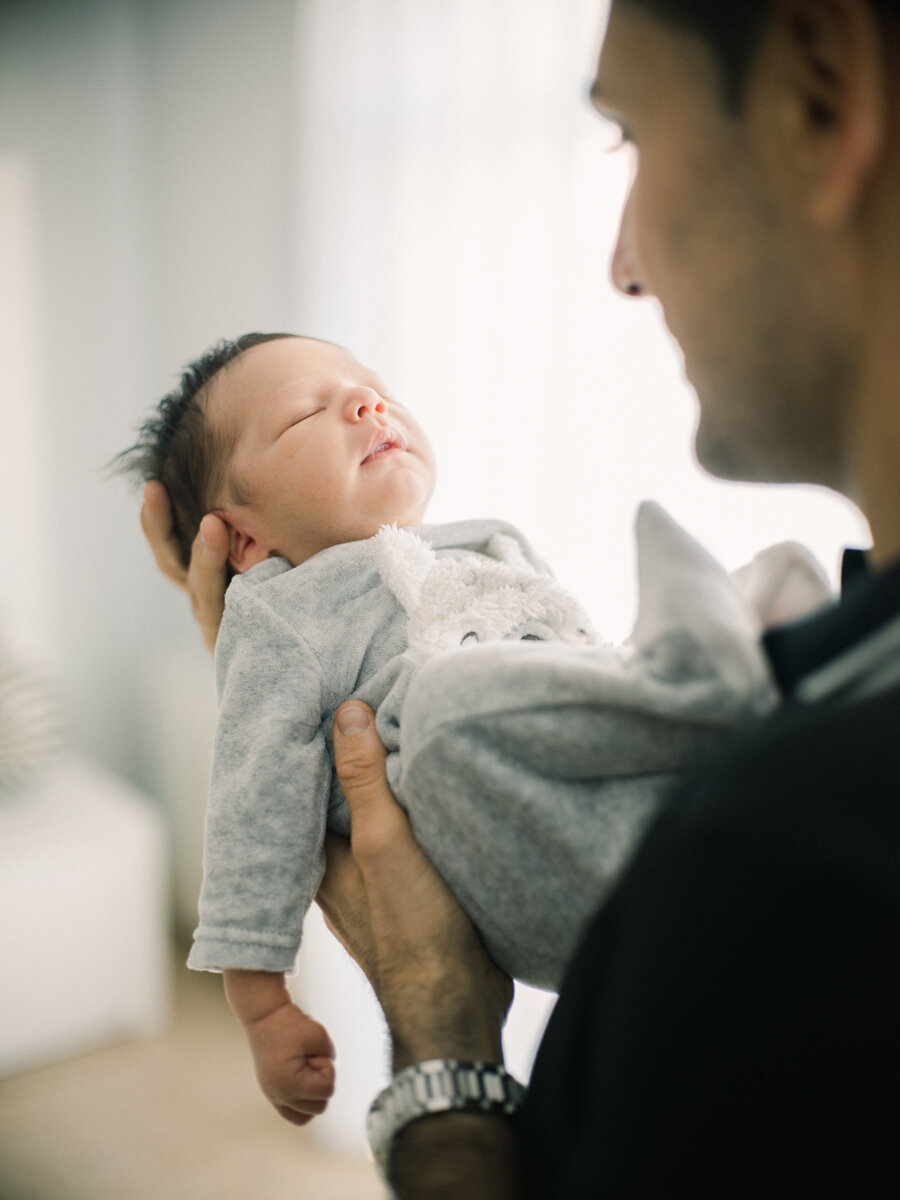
[0,754,170,1076]
[139,646,389,1156]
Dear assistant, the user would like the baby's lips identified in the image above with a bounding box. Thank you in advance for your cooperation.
[361,427,406,464]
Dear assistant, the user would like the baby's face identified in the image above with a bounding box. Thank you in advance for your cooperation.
[208,337,436,569]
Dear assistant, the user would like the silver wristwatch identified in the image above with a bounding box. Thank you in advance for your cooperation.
[366,1059,526,1182]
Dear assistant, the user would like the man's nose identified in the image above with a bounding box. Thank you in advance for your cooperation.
[610,193,645,298]
[342,388,387,422]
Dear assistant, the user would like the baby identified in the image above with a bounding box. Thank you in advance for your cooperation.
[120,332,831,1127]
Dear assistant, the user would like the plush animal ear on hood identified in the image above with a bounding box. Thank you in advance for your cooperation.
[374,524,436,614]
[630,501,767,697]
[485,532,538,574]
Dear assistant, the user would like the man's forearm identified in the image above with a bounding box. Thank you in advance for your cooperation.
[390,1113,520,1199]
[324,702,523,1195]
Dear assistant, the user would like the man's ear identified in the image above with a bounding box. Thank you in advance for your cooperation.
[214,510,271,574]
[763,0,885,228]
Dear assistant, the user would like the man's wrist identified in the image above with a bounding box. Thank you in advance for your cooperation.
[367,1059,526,1184]
[390,1111,521,1199]
[383,971,509,1071]
[390,1026,505,1073]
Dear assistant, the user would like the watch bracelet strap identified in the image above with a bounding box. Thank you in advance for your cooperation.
[367,1059,527,1180]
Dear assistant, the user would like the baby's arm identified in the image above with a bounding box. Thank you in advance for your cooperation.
[223,969,336,1127]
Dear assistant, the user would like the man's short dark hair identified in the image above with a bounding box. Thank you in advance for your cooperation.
[620,0,900,110]
[116,332,295,569]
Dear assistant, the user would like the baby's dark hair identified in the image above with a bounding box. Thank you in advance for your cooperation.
[117,332,295,569]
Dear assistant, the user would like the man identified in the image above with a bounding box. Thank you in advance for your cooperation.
[144,0,900,1193]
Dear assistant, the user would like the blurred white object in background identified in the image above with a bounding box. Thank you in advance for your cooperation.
[0,154,58,668]
[138,643,218,944]
[0,754,170,1077]
[0,640,65,799]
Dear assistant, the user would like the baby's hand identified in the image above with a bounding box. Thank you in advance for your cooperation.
[244,1000,337,1127]
[222,969,336,1127]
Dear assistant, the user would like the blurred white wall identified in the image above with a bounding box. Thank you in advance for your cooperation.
[0,155,55,665]
[292,0,870,647]
[0,0,299,783]
[0,0,872,818]
[0,0,873,1152]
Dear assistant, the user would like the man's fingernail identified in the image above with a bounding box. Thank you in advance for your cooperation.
[336,705,370,734]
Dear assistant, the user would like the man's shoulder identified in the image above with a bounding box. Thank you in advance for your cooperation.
[544,686,900,1056]
[622,685,900,930]
[524,685,900,1199]
[679,685,900,828]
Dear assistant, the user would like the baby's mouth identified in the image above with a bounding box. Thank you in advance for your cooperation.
[361,428,407,464]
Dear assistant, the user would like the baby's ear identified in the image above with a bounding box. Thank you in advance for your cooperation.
[216,512,270,574]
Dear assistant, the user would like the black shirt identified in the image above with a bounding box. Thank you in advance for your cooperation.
[519,551,900,1196]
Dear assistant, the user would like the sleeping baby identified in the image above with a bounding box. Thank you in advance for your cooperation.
[120,332,831,1126]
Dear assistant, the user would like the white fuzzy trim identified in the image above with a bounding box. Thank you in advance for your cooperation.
[374,524,597,665]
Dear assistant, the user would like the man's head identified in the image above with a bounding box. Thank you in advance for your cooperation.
[121,335,436,574]
[613,1,772,111]
[597,0,900,538]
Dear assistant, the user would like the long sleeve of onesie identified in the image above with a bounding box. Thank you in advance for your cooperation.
[188,580,330,974]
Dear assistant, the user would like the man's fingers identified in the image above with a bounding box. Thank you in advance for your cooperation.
[317,832,382,988]
[333,702,392,829]
[319,831,362,917]
[332,698,422,881]
[140,480,188,589]
[187,513,230,653]
[333,701,422,876]
[140,482,229,652]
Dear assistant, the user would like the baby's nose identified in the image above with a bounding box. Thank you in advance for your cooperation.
[343,387,387,422]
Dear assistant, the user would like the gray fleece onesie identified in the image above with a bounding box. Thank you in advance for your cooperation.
[188,504,830,990]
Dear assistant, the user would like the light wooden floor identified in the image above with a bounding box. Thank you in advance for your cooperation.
[0,964,385,1200]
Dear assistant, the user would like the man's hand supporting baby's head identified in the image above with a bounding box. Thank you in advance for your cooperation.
[140,480,230,653]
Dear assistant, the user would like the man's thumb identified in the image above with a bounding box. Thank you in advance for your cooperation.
[333,702,389,818]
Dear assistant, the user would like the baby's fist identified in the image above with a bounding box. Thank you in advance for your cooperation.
[247,1002,337,1127]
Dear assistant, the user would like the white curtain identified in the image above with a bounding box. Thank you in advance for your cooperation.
[289,3,869,1149]
[291,0,868,642]
[0,155,56,665]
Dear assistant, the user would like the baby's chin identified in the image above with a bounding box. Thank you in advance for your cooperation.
[368,479,434,534]
[380,498,431,531]
[359,508,429,540]
[283,509,432,565]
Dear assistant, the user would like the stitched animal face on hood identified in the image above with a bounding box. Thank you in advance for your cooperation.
[374,525,598,665]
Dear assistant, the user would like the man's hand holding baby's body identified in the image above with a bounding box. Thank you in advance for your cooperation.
[140,480,230,653]
[223,968,336,1127]
[320,702,512,1071]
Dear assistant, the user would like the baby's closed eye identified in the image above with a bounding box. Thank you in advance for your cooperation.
[278,408,324,436]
